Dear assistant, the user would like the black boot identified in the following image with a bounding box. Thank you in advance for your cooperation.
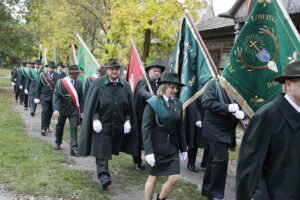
[156,194,167,200]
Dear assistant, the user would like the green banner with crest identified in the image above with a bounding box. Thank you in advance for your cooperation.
[221,0,300,117]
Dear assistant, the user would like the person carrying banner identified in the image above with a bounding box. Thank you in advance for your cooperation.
[83,66,106,98]
[52,65,84,156]
[132,59,165,171]
[78,58,138,189]
[142,72,187,200]
[25,60,43,117]
[201,78,244,200]
[56,62,67,79]
[236,61,300,200]
[35,61,60,135]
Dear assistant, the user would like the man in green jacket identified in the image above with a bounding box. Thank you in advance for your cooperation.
[132,59,165,171]
[26,60,43,117]
[237,61,300,200]
[53,65,84,156]
[79,58,138,189]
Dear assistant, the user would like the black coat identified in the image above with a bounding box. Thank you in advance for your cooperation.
[52,78,84,116]
[78,76,138,160]
[184,95,207,148]
[142,96,187,155]
[36,71,60,101]
[202,79,238,145]
[236,94,300,200]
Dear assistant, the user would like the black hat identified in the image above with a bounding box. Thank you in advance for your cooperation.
[104,58,121,68]
[96,67,106,74]
[46,61,57,68]
[35,60,42,65]
[145,59,165,73]
[159,72,185,86]
[28,61,35,64]
[274,61,300,83]
[68,65,82,73]
[57,62,64,67]
[22,61,27,66]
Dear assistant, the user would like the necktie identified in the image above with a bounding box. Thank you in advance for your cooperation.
[71,80,75,85]
[167,99,174,113]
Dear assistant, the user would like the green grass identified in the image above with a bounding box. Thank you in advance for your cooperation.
[0,88,111,200]
[111,153,205,200]
[0,77,12,87]
[0,68,11,76]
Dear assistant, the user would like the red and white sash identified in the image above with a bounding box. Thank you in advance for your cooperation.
[90,74,98,81]
[61,77,80,112]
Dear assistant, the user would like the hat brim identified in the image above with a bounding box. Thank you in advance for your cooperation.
[145,65,165,73]
[46,65,58,68]
[274,74,300,83]
[104,65,121,68]
[158,81,185,87]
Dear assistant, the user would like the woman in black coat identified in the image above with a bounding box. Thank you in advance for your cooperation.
[142,72,187,200]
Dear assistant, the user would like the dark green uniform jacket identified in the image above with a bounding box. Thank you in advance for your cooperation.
[52,78,84,116]
[25,69,42,95]
[78,76,138,160]
[36,71,60,101]
[84,75,98,99]
[202,79,238,145]
[142,96,187,156]
[236,94,300,200]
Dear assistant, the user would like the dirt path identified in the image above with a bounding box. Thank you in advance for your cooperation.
[3,86,238,200]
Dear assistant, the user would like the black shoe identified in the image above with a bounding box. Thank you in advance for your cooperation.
[210,198,223,200]
[55,144,61,150]
[41,129,46,136]
[187,164,199,173]
[46,128,52,133]
[20,102,23,105]
[156,194,167,200]
[30,112,35,117]
[134,163,144,171]
[24,107,28,110]
[101,179,111,189]
[70,149,78,157]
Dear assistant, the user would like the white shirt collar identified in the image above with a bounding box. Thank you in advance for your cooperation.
[284,94,300,112]
[109,78,118,83]
[162,95,174,104]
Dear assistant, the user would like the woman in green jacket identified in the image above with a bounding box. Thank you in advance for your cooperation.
[142,72,187,200]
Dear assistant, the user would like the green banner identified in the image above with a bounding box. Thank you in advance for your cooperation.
[171,18,214,110]
[221,0,300,117]
[77,44,99,86]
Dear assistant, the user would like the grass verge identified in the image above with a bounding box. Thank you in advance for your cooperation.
[0,88,111,200]
[110,153,205,200]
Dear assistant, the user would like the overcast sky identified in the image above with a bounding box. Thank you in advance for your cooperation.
[212,0,237,15]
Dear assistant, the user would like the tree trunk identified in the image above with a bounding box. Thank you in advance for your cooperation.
[142,21,152,62]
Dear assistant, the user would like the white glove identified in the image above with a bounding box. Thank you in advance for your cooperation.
[145,154,155,167]
[19,85,23,89]
[180,152,188,161]
[195,120,202,128]
[11,82,15,86]
[234,110,245,120]
[24,89,28,94]
[34,98,40,104]
[53,111,59,117]
[124,120,131,134]
[228,103,239,113]
[93,120,102,133]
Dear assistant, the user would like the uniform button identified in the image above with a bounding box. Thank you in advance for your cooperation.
[114,112,117,115]
[114,102,118,104]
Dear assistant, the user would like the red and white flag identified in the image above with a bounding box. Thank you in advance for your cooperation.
[126,42,146,93]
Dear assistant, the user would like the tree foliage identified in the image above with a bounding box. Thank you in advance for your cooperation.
[3,0,208,67]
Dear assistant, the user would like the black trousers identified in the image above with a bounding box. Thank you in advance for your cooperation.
[132,128,143,165]
[14,85,19,101]
[23,94,28,108]
[28,94,37,114]
[96,158,110,182]
[41,100,53,130]
[202,140,229,198]
[19,87,24,103]
[187,147,209,167]
[55,114,78,150]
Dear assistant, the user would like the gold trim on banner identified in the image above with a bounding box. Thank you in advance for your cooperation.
[219,77,254,117]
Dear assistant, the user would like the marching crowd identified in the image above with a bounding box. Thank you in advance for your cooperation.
[10,58,300,200]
